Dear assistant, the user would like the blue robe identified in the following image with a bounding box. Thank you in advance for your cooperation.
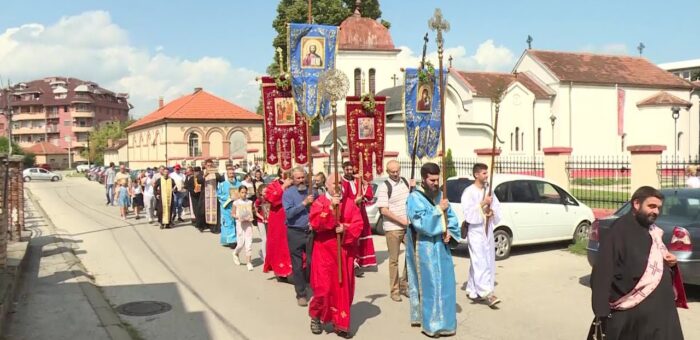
[406,188,461,337]
[217,179,240,245]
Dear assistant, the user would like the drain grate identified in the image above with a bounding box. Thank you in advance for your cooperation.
[115,301,172,317]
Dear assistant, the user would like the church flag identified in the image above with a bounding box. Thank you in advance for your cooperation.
[288,23,339,120]
[345,96,386,181]
[404,67,445,159]
[261,76,310,170]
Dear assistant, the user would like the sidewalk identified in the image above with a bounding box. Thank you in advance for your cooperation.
[4,193,132,340]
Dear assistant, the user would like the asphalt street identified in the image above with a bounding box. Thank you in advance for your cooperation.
[21,177,700,340]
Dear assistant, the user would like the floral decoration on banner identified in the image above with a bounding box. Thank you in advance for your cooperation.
[345,96,386,181]
[261,76,309,170]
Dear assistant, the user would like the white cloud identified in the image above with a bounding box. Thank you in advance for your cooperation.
[396,39,515,72]
[580,43,629,55]
[0,11,261,117]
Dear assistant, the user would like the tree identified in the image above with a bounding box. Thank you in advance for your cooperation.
[0,136,35,168]
[81,120,134,165]
[445,148,456,178]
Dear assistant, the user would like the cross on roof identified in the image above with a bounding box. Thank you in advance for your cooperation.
[527,35,533,50]
[391,74,399,86]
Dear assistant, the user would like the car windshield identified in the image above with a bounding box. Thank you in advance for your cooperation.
[615,191,700,221]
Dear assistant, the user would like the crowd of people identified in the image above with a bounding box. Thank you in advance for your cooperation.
[98,158,686,339]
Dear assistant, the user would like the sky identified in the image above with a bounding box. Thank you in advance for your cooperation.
[1,0,699,118]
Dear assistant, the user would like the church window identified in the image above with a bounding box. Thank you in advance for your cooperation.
[369,68,376,95]
[537,128,542,151]
[188,133,200,157]
[230,131,247,158]
[515,127,520,151]
[354,68,361,96]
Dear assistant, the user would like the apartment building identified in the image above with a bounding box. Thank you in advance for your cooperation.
[0,77,131,163]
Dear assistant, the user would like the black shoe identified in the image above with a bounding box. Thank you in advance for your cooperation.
[310,318,322,335]
[178,217,185,222]
[354,267,364,278]
[160,224,165,229]
[335,330,352,339]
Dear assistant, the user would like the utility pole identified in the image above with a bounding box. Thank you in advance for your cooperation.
[4,81,13,155]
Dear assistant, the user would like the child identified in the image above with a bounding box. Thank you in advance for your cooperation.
[131,175,145,220]
[233,186,255,271]
[253,184,269,261]
[114,178,131,220]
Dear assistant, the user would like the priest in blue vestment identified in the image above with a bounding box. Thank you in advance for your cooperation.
[406,162,461,338]
[217,167,241,246]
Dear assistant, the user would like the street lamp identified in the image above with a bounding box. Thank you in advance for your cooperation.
[671,106,680,187]
[549,114,557,146]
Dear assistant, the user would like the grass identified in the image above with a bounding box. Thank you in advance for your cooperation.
[571,177,630,186]
[571,188,628,210]
[568,237,588,256]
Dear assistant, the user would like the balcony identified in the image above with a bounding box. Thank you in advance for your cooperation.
[46,125,59,133]
[12,127,45,135]
[72,125,94,133]
[71,111,95,118]
[71,141,88,148]
[12,113,46,121]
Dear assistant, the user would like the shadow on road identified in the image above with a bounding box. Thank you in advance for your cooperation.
[579,274,591,288]
[350,300,381,334]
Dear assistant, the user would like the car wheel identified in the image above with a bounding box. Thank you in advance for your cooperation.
[573,221,590,243]
[374,216,385,235]
[23,176,31,182]
[494,229,512,261]
[51,176,59,182]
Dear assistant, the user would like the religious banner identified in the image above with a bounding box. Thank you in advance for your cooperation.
[261,76,310,170]
[288,23,339,119]
[404,68,445,159]
[345,96,386,181]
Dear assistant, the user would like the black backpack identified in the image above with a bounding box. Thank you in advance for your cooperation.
[385,177,409,199]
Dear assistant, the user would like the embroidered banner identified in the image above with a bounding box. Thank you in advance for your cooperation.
[261,76,310,170]
[346,96,386,181]
[404,68,445,159]
[288,23,339,120]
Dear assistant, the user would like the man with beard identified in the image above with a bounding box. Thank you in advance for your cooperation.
[262,168,293,281]
[341,161,376,277]
[589,186,685,340]
[200,159,224,233]
[154,167,176,229]
[405,162,461,337]
[185,166,204,229]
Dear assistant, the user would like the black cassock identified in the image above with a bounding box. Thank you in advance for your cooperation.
[185,174,202,227]
[154,177,176,227]
[590,212,683,340]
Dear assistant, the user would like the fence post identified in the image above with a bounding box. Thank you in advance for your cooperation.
[627,145,666,195]
[474,148,501,170]
[543,147,573,192]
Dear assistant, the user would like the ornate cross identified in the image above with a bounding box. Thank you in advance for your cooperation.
[391,74,399,86]
[420,32,429,70]
[649,261,661,275]
[637,42,646,56]
[428,9,450,58]
[527,35,533,50]
[448,55,453,69]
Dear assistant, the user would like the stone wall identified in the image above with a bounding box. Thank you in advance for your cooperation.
[0,154,25,269]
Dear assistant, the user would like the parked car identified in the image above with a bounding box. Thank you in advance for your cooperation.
[23,168,63,182]
[76,164,94,173]
[445,174,594,260]
[587,188,700,285]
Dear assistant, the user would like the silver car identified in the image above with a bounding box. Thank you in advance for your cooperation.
[23,168,63,182]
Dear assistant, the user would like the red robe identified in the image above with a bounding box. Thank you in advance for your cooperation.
[308,195,363,332]
[341,177,377,267]
[262,180,293,277]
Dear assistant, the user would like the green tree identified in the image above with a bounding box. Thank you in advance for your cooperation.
[445,148,456,178]
[0,136,35,168]
[81,120,134,165]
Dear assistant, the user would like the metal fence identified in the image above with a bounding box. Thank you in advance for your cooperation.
[495,156,544,177]
[566,155,631,209]
[657,155,700,188]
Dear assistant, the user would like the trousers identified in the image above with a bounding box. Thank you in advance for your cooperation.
[287,227,313,299]
[385,229,408,296]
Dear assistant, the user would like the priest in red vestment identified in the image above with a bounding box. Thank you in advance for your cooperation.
[309,173,363,338]
[341,162,377,274]
[262,169,293,279]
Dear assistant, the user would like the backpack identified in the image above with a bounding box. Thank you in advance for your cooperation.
[385,177,409,199]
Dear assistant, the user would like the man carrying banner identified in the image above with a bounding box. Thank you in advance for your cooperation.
[406,162,461,337]
[589,186,685,339]
[262,168,293,281]
[341,161,377,277]
[200,159,223,233]
[308,173,363,338]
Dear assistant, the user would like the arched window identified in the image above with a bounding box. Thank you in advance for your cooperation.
[369,68,376,95]
[188,133,200,157]
[537,128,542,151]
[229,131,247,158]
[354,68,361,96]
[515,127,520,151]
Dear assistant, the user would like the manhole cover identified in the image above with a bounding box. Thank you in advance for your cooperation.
[115,301,172,316]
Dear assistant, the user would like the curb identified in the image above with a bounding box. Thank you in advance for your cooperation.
[27,190,133,340]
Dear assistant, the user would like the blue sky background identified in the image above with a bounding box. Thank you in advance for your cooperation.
[1,0,698,115]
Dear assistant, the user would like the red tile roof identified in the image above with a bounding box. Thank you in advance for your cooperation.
[338,12,397,51]
[23,142,67,155]
[105,139,128,151]
[0,77,129,110]
[527,50,694,89]
[126,89,261,131]
[636,91,692,107]
[454,71,553,100]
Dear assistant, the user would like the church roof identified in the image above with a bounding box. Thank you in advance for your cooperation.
[636,91,692,108]
[525,50,694,89]
[338,9,397,52]
[23,142,66,155]
[376,86,403,112]
[126,88,261,131]
[454,71,554,100]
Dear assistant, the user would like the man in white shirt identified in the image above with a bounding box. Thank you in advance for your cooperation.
[685,165,700,188]
[143,168,156,223]
[169,164,187,222]
[375,160,413,302]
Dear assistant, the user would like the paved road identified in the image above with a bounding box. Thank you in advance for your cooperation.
[24,178,700,340]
